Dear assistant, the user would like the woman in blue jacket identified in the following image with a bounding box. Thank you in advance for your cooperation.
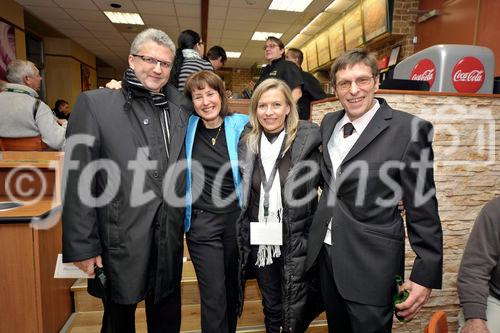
[184,70,248,333]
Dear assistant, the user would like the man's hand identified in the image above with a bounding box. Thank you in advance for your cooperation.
[74,256,102,276]
[395,280,432,321]
[105,79,122,90]
[56,119,67,126]
[461,318,490,333]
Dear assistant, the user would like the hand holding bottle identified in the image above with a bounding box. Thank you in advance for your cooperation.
[394,279,432,321]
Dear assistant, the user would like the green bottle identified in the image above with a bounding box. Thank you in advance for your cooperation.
[393,275,409,322]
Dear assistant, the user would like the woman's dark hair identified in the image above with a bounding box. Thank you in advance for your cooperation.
[55,99,68,110]
[184,70,230,117]
[169,29,201,88]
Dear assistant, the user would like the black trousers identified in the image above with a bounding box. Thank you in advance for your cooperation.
[250,245,283,333]
[186,209,240,333]
[318,244,393,333]
[100,284,181,333]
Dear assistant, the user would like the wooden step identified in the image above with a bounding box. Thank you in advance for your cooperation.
[65,307,327,333]
[72,260,262,312]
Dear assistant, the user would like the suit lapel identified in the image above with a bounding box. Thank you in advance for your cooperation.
[341,101,392,166]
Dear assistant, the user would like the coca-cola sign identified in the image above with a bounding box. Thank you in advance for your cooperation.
[410,59,436,88]
[452,56,485,93]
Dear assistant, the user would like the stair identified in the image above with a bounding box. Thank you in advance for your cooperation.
[64,257,327,332]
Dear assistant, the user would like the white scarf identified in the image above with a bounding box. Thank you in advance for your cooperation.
[255,130,285,267]
[182,48,201,59]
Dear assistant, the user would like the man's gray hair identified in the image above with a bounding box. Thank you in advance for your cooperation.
[6,59,36,84]
[130,28,176,55]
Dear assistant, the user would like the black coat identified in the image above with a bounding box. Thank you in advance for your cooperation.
[62,82,193,304]
[236,121,324,332]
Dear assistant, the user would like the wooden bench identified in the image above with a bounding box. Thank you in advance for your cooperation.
[0,136,49,151]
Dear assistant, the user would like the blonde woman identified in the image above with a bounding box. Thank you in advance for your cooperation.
[236,78,323,332]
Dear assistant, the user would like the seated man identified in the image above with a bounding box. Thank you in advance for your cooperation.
[0,59,66,150]
[458,196,500,333]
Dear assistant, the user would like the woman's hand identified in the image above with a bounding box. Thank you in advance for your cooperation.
[106,79,122,90]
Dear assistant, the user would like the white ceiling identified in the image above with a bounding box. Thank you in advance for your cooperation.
[15,0,357,73]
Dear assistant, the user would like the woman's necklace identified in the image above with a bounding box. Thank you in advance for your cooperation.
[210,124,222,146]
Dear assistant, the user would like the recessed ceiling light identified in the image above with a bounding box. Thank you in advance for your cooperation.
[104,11,144,25]
[251,32,283,41]
[269,0,313,12]
[226,52,241,58]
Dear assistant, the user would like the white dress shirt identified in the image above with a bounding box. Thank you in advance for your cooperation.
[324,99,380,245]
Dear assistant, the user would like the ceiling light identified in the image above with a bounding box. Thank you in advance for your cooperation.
[104,11,144,25]
[269,0,313,12]
[251,31,283,41]
[226,52,241,58]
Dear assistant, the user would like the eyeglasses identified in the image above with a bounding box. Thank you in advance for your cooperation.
[335,76,374,92]
[263,44,279,50]
[132,54,172,69]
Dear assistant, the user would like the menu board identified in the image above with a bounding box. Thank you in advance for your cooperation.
[300,47,308,71]
[343,5,364,50]
[316,31,330,66]
[328,21,345,59]
[305,41,318,70]
[362,0,388,41]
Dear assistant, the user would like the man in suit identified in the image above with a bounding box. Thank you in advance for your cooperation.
[306,49,443,332]
[62,28,193,333]
[285,48,328,120]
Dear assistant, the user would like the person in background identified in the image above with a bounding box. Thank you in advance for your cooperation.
[285,48,327,120]
[183,70,248,333]
[206,45,227,70]
[237,78,323,332]
[0,59,66,150]
[253,36,303,104]
[458,196,500,333]
[52,99,70,120]
[62,28,193,333]
[169,29,213,93]
[306,49,443,332]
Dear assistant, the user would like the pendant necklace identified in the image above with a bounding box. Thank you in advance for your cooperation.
[210,124,222,146]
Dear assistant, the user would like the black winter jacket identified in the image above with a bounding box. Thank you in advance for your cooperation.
[62,81,193,304]
[236,121,324,332]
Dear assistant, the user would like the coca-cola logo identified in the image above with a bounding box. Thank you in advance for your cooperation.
[452,57,485,93]
[410,59,436,88]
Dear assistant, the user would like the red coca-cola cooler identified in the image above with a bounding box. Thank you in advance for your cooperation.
[393,44,495,93]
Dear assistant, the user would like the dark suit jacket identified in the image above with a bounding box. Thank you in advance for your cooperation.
[306,98,443,306]
[62,83,193,304]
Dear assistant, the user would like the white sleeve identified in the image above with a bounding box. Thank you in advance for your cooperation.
[35,102,67,149]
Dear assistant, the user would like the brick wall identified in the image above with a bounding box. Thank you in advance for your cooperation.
[229,68,253,97]
[367,0,419,63]
[311,92,500,332]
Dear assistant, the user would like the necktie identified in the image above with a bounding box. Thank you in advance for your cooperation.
[343,123,355,138]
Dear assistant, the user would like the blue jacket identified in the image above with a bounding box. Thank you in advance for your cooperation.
[184,113,249,231]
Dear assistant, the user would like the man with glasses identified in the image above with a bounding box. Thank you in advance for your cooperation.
[306,49,443,332]
[253,36,303,103]
[62,28,193,333]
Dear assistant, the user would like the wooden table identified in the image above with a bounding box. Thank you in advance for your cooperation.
[0,151,74,333]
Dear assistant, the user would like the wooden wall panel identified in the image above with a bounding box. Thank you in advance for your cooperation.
[0,224,39,333]
[476,0,500,76]
[415,0,478,52]
[34,221,75,333]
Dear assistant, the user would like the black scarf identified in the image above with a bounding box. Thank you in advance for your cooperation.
[123,67,169,108]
